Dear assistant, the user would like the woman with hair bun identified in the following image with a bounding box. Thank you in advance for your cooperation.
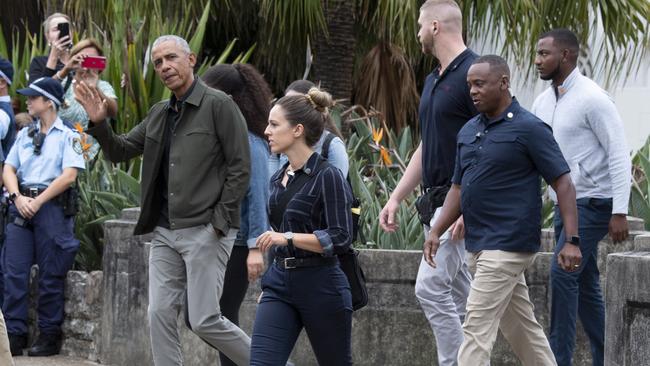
[268,80,349,178]
[251,87,353,365]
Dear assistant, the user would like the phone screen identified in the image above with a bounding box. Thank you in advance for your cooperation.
[57,22,70,40]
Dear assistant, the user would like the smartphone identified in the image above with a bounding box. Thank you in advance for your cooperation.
[81,56,107,71]
[57,22,70,41]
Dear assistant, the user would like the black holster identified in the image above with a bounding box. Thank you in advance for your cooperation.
[0,196,9,241]
[60,187,79,217]
[415,185,450,226]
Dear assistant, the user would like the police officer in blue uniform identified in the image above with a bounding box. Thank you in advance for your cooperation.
[1,77,85,357]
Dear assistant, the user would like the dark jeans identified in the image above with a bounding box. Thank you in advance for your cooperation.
[218,245,250,366]
[550,197,611,366]
[251,261,352,366]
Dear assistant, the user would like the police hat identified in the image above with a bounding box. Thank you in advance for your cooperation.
[0,57,13,85]
[17,77,64,107]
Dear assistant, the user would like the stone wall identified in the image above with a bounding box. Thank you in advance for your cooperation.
[90,208,649,366]
[26,270,103,361]
[604,235,650,366]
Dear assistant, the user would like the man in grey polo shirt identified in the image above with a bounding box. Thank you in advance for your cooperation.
[532,28,632,366]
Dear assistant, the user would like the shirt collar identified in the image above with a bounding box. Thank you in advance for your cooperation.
[271,152,321,183]
[168,77,200,110]
[553,67,581,97]
[0,95,10,103]
[434,48,474,77]
[36,117,65,133]
[480,97,520,126]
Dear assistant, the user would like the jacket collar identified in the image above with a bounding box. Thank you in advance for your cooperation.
[167,77,203,109]
[553,67,581,98]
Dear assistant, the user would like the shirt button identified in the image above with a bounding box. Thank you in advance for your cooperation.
[170,193,174,197]
[170,163,174,167]
[305,168,311,174]
[484,130,488,133]
[479,146,483,150]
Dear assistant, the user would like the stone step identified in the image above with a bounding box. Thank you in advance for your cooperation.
[14,355,109,366]
[628,216,646,231]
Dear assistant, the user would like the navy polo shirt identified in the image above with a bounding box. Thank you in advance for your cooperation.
[451,99,570,253]
[419,48,478,188]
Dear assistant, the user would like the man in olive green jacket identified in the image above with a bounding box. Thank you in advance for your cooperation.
[76,35,251,366]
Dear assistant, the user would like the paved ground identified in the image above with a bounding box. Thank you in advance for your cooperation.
[13,355,106,365]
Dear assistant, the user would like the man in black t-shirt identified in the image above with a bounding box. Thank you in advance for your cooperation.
[379,1,477,365]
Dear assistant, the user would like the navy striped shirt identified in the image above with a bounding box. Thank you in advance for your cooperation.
[269,152,353,257]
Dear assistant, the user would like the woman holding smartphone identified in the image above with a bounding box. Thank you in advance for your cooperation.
[28,13,74,84]
[58,39,118,160]
[251,87,353,365]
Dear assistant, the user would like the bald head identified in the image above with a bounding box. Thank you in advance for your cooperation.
[419,0,463,35]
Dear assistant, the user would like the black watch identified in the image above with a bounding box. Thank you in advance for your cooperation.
[283,232,294,247]
[567,235,580,245]
[9,192,19,201]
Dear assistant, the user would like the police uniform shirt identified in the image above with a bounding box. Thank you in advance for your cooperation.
[5,117,85,188]
[451,98,570,253]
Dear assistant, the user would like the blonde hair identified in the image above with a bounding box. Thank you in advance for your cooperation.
[420,0,463,33]
[70,38,104,57]
[43,13,71,33]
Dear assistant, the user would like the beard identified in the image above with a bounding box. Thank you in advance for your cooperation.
[540,60,562,81]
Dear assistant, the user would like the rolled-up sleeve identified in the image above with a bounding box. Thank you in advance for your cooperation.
[313,167,353,256]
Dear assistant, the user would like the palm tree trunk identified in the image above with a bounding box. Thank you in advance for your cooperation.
[1,0,43,55]
[312,0,357,103]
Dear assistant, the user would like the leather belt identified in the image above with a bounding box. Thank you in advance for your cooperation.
[19,186,47,198]
[274,256,338,270]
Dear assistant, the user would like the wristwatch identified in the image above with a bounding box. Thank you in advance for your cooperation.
[567,235,580,245]
[283,232,294,247]
[9,192,19,201]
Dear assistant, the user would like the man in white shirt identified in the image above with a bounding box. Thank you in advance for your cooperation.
[531,28,632,366]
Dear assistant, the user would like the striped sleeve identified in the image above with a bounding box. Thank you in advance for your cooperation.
[313,167,353,256]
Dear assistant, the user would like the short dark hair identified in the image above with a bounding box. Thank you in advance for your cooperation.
[472,54,510,78]
[285,79,316,95]
[539,28,580,53]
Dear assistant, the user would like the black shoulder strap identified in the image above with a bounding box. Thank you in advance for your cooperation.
[320,132,336,160]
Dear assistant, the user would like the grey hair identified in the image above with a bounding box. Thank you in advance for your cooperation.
[151,35,191,61]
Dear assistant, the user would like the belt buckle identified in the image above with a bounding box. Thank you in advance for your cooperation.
[283,257,297,269]
[29,188,38,198]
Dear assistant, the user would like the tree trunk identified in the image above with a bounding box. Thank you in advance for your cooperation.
[0,0,43,55]
[312,0,357,103]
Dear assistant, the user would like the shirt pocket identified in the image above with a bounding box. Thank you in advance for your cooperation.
[285,193,317,224]
[457,134,479,170]
[184,128,218,163]
[484,134,518,166]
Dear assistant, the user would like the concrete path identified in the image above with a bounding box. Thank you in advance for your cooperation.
[13,355,108,365]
